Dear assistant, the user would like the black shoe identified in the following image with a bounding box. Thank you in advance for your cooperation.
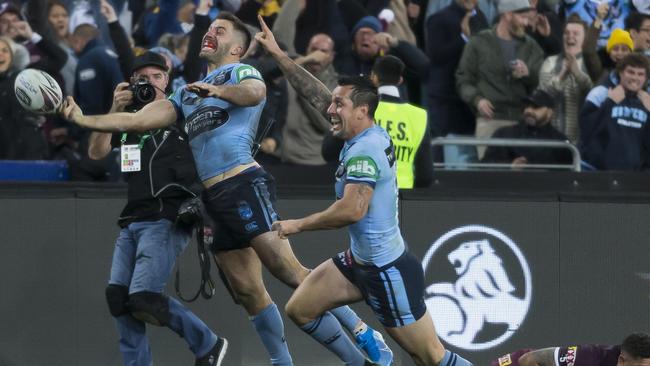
[196,337,228,366]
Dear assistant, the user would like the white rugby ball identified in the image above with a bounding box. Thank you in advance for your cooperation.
[14,68,63,113]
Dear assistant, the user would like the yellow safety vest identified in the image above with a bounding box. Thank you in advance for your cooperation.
[374,101,427,189]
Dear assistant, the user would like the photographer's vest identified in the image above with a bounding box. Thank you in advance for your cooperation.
[374,100,427,189]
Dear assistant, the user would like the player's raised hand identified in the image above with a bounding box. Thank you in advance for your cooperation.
[255,15,282,56]
[59,96,84,124]
[271,220,301,239]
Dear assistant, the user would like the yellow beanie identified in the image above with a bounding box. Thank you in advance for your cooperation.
[607,28,634,53]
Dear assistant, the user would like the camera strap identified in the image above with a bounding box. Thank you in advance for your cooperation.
[175,223,216,302]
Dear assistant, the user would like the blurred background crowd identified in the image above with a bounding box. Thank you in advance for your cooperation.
[2,0,650,184]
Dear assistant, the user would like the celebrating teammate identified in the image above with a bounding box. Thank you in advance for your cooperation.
[491,332,650,366]
[60,11,391,366]
[255,15,474,366]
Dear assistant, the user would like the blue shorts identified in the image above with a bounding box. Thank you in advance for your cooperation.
[332,249,427,327]
[202,167,280,251]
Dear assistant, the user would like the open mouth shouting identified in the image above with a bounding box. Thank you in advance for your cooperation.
[330,116,342,133]
[201,35,218,52]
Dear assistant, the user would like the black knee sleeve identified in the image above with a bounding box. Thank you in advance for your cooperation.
[105,284,130,317]
[126,291,171,327]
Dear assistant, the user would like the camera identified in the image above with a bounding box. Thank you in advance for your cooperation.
[126,79,156,112]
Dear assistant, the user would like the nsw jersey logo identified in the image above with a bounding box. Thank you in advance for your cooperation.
[236,65,262,82]
[184,106,229,140]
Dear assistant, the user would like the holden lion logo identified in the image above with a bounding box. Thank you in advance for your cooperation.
[422,225,532,351]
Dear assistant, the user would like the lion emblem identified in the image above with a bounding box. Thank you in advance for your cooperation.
[425,239,527,348]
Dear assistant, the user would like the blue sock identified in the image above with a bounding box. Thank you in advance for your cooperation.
[250,303,293,366]
[300,312,367,366]
[330,306,361,333]
[440,350,474,366]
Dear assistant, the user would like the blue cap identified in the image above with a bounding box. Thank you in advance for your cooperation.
[351,16,382,37]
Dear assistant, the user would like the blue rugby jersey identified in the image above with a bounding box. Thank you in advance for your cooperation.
[335,125,405,267]
[168,63,265,181]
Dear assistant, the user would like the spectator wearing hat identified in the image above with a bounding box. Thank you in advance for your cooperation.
[456,0,543,158]
[482,89,573,168]
[336,15,428,84]
[580,53,650,170]
[426,0,488,164]
[539,14,592,144]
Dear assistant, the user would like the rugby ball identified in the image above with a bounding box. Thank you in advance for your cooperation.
[14,68,63,113]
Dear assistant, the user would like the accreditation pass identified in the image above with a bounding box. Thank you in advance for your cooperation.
[121,144,141,172]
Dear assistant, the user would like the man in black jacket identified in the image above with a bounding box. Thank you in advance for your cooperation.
[87,52,227,366]
[482,89,573,168]
[426,0,488,164]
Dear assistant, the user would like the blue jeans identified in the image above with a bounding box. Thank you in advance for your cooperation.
[109,219,217,366]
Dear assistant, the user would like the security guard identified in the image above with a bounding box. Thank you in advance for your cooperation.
[370,55,433,188]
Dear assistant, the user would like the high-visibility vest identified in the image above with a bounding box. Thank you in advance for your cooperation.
[374,100,427,189]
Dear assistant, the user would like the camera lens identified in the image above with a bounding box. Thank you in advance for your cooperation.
[135,83,156,104]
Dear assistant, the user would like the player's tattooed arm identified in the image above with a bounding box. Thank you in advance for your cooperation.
[254,15,332,117]
[519,348,557,366]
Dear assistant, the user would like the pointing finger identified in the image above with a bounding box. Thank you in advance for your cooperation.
[257,14,270,33]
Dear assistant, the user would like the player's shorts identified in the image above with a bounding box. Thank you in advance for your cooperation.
[202,167,280,252]
[332,248,426,327]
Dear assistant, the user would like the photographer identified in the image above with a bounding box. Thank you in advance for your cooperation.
[87,51,227,366]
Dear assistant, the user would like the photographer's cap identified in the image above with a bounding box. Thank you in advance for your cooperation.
[132,51,169,74]
[498,0,533,14]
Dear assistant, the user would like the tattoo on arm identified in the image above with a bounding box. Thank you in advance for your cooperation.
[276,55,332,117]
[355,184,371,212]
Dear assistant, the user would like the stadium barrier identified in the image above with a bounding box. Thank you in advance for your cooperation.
[0,172,648,365]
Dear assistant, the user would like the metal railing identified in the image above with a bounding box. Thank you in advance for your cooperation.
[431,137,582,172]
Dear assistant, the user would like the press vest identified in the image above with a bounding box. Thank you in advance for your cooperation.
[374,101,427,188]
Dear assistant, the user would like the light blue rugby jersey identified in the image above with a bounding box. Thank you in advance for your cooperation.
[168,63,265,181]
[335,125,405,267]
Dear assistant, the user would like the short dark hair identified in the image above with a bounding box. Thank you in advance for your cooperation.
[622,333,650,359]
[616,52,650,76]
[337,75,379,118]
[217,12,251,56]
[566,13,587,34]
[625,11,650,31]
[372,55,405,86]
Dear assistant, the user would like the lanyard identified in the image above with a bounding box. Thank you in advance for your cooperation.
[121,131,159,150]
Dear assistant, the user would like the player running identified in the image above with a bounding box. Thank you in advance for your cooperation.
[255,15,474,366]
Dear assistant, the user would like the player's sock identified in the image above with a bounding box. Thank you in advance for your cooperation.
[330,306,361,332]
[300,312,367,366]
[439,350,474,366]
[250,303,293,366]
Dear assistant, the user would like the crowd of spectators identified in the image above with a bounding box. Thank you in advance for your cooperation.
[1,0,650,183]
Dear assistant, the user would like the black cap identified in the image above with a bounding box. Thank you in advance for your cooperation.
[0,2,22,19]
[131,51,168,74]
[524,89,555,109]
